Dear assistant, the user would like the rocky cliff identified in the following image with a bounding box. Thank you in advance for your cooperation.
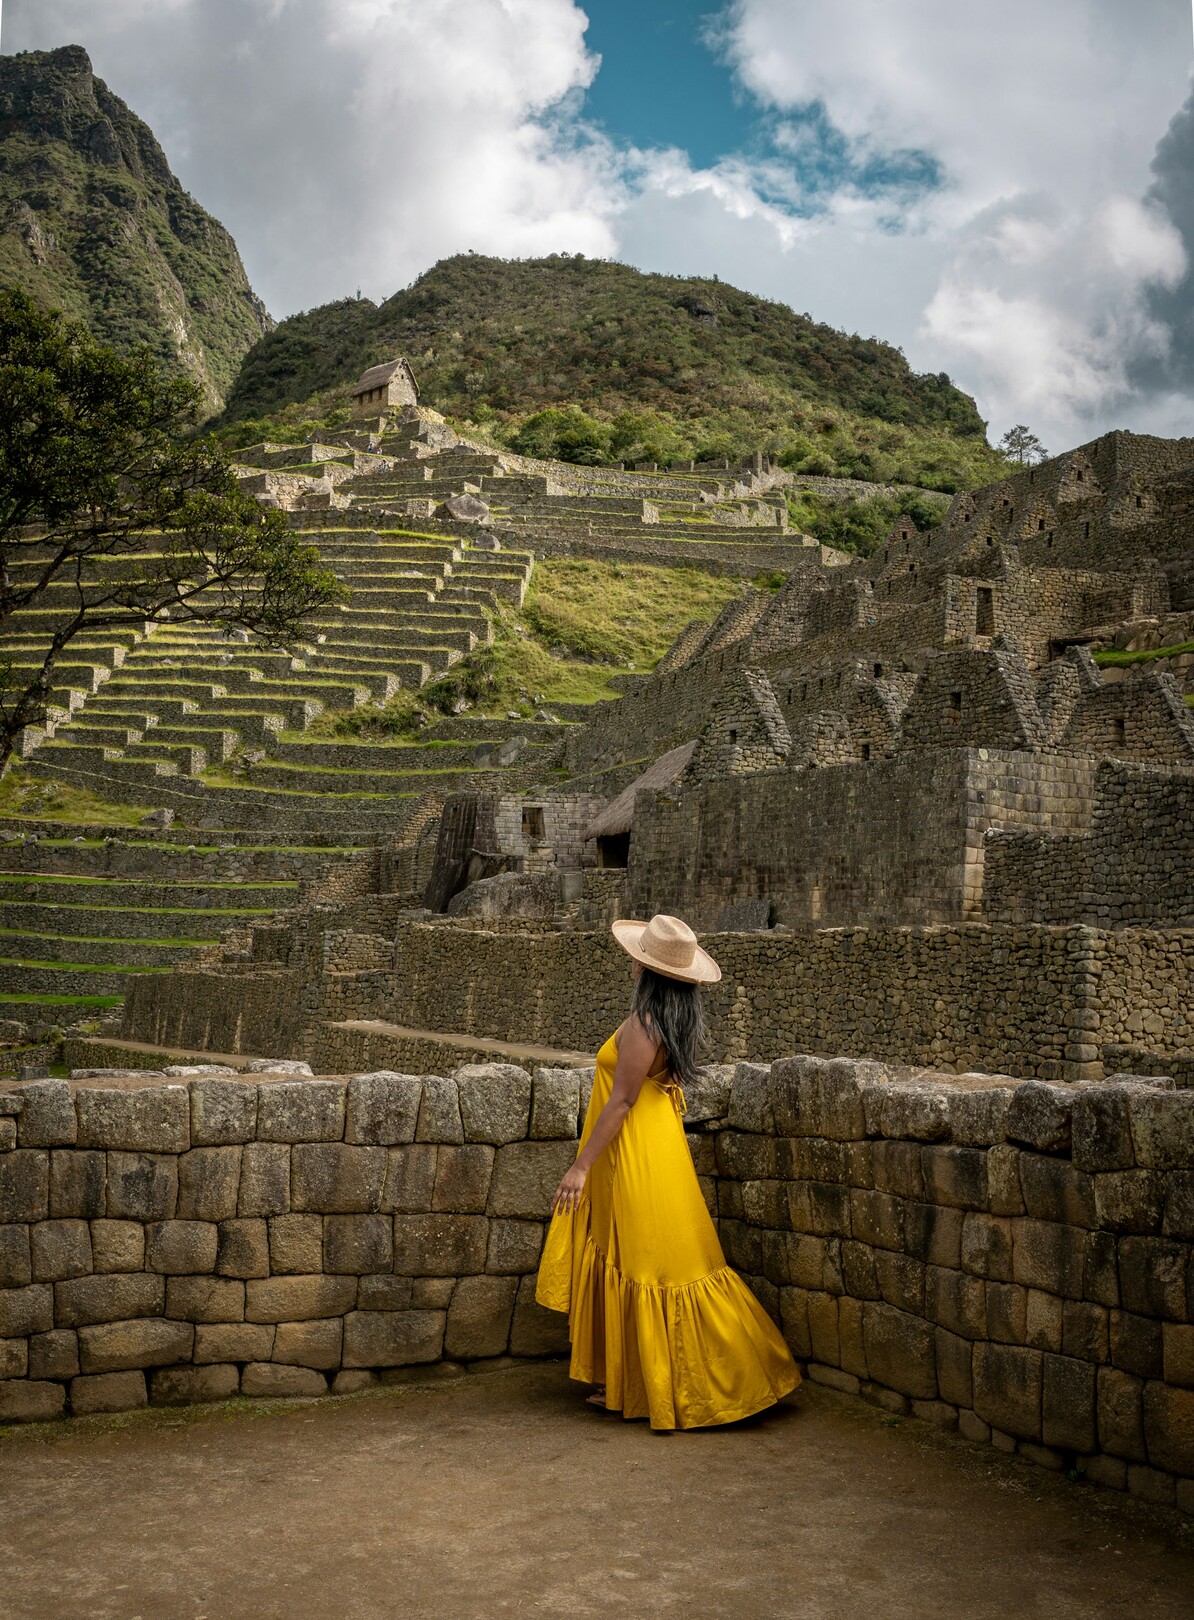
[0,45,271,411]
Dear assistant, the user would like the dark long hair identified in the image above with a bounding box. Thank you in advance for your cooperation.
[630,965,708,1086]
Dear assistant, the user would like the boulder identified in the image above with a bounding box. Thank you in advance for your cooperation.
[437,493,490,524]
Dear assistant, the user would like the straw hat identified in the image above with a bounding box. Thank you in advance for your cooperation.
[611,913,722,985]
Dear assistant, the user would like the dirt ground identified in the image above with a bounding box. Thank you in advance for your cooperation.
[2,1361,1193,1620]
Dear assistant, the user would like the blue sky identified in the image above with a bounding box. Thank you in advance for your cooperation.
[5,0,1194,448]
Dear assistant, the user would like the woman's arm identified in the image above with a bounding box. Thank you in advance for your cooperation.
[550,1017,659,1214]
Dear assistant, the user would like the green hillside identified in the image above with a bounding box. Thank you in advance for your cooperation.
[0,44,271,410]
[220,254,1006,491]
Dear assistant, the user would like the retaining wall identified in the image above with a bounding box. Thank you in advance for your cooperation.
[1,1060,1193,1513]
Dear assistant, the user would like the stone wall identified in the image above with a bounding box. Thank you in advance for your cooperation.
[3,1059,1194,1513]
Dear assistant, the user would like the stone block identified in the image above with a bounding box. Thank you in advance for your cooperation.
[838,1296,867,1379]
[90,1219,144,1273]
[0,1378,65,1423]
[194,1322,275,1363]
[269,1214,323,1274]
[324,1214,392,1275]
[1061,1300,1108,1364]
[0,1282,52,1337]
[31,1218,91,1282]
[17,1081,76,1148]
[806,1292,839,1365]
[986,1146,1025,1217]
[413,1278,452,1307]
[432,1145,495,1214]
[1127,1464,1176,1506]
[381,1145,438,1213]
[1072,1087,1135,1174]
[273,1318,343,1370]
[839,1240,880,1300]
[725,1063,774,1134]
[935,1328,973,1407]
[0,1337,26,1378]
[291,1144,386,1213]
[1018,1156,1096,1228]
[1163,1323,1194,1389]
[54,1272,162,1329]
[1110,1310,1163,1379]
[257,1080,345,1143]
[50,1150,105,1219]
[150,1364,239,1406]
[237,1142,291,1217]
[177,1147,242,1222]
[486,1220,544,1275]
[1143,1383,1194,1477]
[1007,1083,1072,1154]
[780,1288,812,1359]
[769,1055,884,1142]
[357,1275,414,1311]
[861,1301,936,1399]
[957,1410,990,1445]
[165,1276,245,1324]
[972,1342,1042,1441]
[960,1214,1014,1281]
[106,1152,177,1222]
[345,1073,422,1145]
[986,1282,1027,1344]
[1025,1289,1063,1351]
[0,1223,31,1287]
[487,1141,574,1219]
[871,1141,926,1201]
[878,1084,952,1144]
[0,1150,48,1222]
[332,1370,377,1396]
[874,1252,925,1316]
[444,1274,518,1359]
[1011,1219,1085,1297]
[717,1133,778,1182]
[904,1204,963,1270]
[509,1274,569,1357]
[1118,1236,1188,1320]
[29,1329,78,1381]
[949,1088,1013,1149]
[76,1086,189,1154]
[71,1371,147,1415]
[415,1077,463,1144]
[342,1310,445,1368]
[78,1318,193,1373]
[529,1069,582,1139]
[245,1275,356,1323]
[189,1079,257,1147]
[147,1220,218,1275]
[920,1146,988,1211]
[1041,1353,1097,1452]
[455,1065,532,1145]
[849,1189,904,1252]
[240,1363,328,1398]
[216,1219,270,1279]
[392,1214,487,1276]
[1083,1231,1120,1309]
[1093,1170,1164,1235]
[1163,1172,1194,1242]
[1128,1092,1194,1172]
[925,1266,986,1339]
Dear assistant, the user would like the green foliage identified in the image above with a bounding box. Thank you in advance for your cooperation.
[0,47,270,410]
[787,488,951,556]
[0,766,144,825]
[219,254,1009,492]
[0,289,342,764]
[1092,641,1194,668]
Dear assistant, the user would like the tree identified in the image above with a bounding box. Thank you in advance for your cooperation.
[0,289,343,772]
[998,424,1048,465]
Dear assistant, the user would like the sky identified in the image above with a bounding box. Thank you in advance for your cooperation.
[4,0,1194,452]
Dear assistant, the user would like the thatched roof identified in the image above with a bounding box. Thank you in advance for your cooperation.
[351,358,418,397]
[584,740,696,840]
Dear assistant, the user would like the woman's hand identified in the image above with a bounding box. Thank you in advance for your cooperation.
[551,1162,587,1215]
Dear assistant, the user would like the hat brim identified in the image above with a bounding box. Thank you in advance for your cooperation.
[611,919,722,984]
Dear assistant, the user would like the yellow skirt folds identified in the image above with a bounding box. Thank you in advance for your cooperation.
[535,1031,800,1430]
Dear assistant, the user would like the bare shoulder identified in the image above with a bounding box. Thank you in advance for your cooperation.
[618,1013,661,1067]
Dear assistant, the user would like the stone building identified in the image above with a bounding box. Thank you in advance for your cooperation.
[350,357,419,416]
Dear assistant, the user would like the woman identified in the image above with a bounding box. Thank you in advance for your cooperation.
[535,913,800,1431]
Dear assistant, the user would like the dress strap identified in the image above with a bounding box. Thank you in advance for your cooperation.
[657,1078,688,1117]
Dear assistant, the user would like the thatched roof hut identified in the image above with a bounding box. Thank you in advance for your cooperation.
[584,740,696,863]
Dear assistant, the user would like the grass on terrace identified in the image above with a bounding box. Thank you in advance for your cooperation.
[0,769,147,827]
[319,556,743,743]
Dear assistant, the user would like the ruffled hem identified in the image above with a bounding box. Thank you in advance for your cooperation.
[536,1222,800,1431]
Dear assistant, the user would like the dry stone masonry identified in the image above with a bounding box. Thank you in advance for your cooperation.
[3,1058,1194,1517]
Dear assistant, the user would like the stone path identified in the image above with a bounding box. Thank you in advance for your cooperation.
[2,1364,1192,1619]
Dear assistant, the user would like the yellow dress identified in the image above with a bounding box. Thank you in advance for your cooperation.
[535,1030,800,1430]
